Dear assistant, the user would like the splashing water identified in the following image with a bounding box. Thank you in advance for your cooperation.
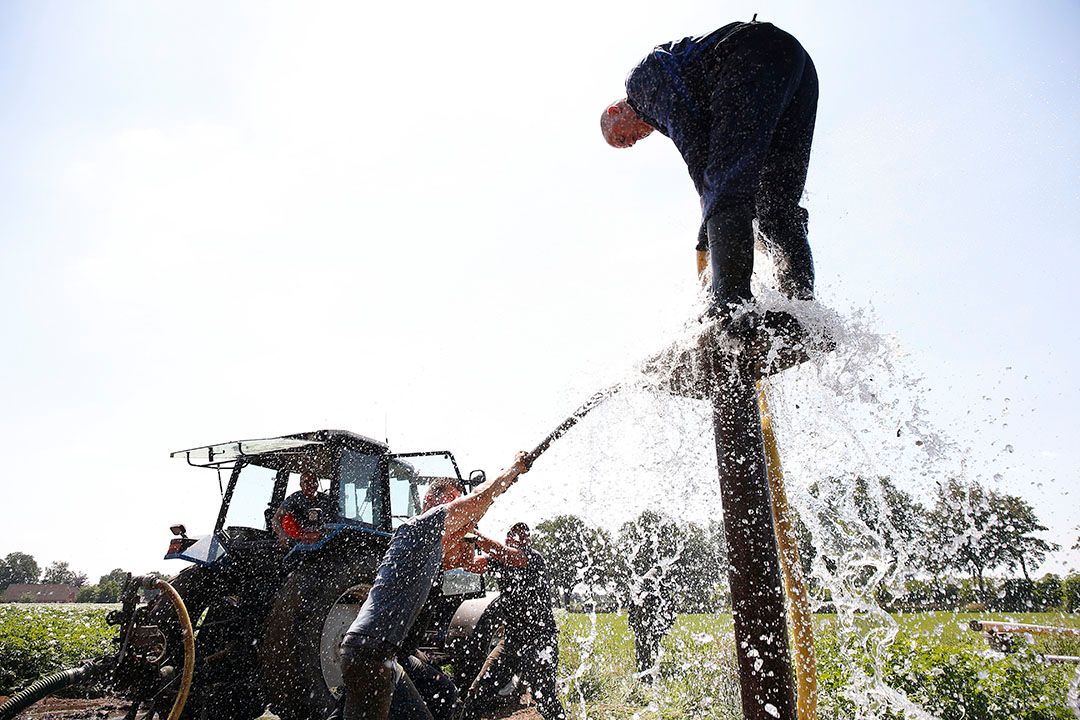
[518,278,1040,718]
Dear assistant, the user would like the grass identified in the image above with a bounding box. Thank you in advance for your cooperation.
[556,611,1080,719]
[3,604,1078,718]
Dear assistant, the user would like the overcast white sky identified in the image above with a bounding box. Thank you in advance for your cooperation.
[1,1,1077,581]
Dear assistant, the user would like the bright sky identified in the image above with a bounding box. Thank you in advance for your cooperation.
[1,1,1078,581]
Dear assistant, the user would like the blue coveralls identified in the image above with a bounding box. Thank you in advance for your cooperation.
[625,21,818,305]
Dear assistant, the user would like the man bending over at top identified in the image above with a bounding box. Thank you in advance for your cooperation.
[602,17,818,325]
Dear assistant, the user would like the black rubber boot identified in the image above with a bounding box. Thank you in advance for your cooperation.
[706,205,756,319]
[757,207,815,301]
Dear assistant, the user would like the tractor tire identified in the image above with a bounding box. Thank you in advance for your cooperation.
[259,554,378,720]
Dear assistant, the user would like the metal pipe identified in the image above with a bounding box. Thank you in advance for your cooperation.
[524,385,621,469]
[712,365,796,720]
[969,620,1080,637]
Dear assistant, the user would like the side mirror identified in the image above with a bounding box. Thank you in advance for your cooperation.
[467,469,486,489]
[170,524,188,538]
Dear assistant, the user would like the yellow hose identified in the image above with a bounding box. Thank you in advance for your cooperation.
[142,577,195,720]
[758,385,817,720]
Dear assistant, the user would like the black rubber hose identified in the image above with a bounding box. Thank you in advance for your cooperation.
[524,385,621,469]
[0,665,90,720]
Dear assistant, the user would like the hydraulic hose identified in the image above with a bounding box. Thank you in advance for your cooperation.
[759,385,817,720]
[0,666,92,720]
[139,576,195,720]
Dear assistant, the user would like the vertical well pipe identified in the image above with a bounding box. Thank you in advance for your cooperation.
[712,368,796,720]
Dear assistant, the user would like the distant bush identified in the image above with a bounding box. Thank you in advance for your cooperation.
[884,636,1078,720]
[896,575,1071,613]
[1062,574,1080,613]
[0,605,114,695]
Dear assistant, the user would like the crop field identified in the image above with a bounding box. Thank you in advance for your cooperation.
[0,604,118,697]
[555,611,1080,719]
[3,605,1078,719]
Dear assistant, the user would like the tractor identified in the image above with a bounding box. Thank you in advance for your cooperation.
[112,429,502,720]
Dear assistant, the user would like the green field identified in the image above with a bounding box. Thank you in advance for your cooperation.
[0,604,118,696]
[554,611,1080,719]
[3,605,1078,719]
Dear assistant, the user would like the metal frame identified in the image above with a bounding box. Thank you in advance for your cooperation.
[171,438,325,470]
[389,450,463,481]
[970,619,1080,664]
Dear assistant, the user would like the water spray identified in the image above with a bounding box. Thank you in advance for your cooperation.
[520,250,831,720]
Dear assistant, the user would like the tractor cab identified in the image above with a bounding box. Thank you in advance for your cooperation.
[165,430,475,566]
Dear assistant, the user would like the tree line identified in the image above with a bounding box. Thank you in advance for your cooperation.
[0,554,158,603]
[3,474,1076,611]
[531,476,1080,614]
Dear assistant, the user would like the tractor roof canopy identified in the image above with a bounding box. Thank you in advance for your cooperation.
[172,430,389,471]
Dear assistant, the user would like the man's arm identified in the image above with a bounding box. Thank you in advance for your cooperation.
[271,507,290,546]
[443,452,528,539]
[273,498,323,545]
[457,554,489,574]
[473,533,529,568]
[442,535,489,573]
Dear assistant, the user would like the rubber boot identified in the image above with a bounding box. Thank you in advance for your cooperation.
[706,205,756,319]
[705,205,759,346]
[758,207,815,301]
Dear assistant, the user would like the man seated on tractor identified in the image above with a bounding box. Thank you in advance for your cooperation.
[333,452,533,720]
[271,470,336,545]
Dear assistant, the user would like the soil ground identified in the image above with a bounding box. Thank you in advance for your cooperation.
[1,697,127,719]
[0,696,543,720]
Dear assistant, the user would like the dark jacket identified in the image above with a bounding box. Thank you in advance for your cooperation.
[491,548,557,635]
[625,22,746,200]
[625,21,810,227]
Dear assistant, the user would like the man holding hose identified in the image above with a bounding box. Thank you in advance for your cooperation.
[335,452,532,720]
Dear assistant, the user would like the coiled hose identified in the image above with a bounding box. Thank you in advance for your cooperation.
[0,576,194,720]
[0,665,92,720]
[148,576,195,720]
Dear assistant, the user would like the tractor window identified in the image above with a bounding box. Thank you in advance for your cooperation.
[223,463,278,531]
[388,453,460,529]
[283,472,331,498]
[283,471,334,523]
[339,450,382,526]
[388,459,426,529]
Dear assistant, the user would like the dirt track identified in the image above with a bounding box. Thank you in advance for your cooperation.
[1,697,127,719]
[0,696,543,720]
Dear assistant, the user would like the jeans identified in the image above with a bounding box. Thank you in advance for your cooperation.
[336,647,435,720]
